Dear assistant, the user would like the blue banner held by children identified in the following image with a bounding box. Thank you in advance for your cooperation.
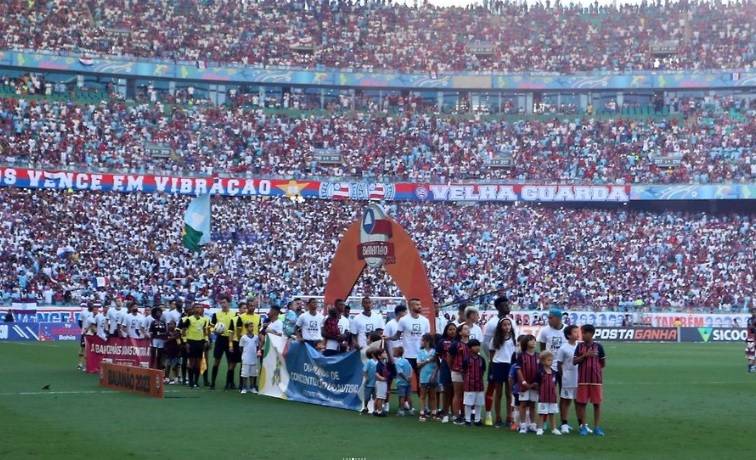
[284,342,364,411]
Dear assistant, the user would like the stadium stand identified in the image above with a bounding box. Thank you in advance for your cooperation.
[0,0,752,72]
[1,189,753,311]
[0,88,753,183]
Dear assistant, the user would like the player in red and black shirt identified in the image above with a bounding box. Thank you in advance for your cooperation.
[573,324,606,436]
[747,309,755,373]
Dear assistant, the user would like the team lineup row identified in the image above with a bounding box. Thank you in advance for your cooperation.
[78,295,607,436]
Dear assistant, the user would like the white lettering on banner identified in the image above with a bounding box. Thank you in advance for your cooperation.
[479,185,497,200]
[226,179,240,196]
[195,179,208,195]
[155,176,169,192]
[112,175,124,191]
[463,186,479,200]
[28,170,43,187]
[449,186,465,200]
[2,168,17,185]
[127,175,143,191]
[180,178,193,194]
[521,186,538,201]
[75,173,89,189]
[538,186,556,201]
[497,186,517,201]
[554,187,574,201]
[593,186,609,201]
[241,180,256,195]
[90,174,102,190]
[429,184,449,200]
[56,173,72,189]
[169,177,179,193]
[0,325,7,339]
[209,181,224,195]
[607,187,629,201]
[574,186,592,201]
[258,180,271,195]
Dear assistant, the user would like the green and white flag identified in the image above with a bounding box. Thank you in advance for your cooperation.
[182,194,211,252]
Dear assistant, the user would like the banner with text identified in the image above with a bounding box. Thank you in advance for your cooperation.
[259,334,363,411]
[85,335,151,373]
[679,327,750,343]
[99,362,164,398]
[4,167,752,202]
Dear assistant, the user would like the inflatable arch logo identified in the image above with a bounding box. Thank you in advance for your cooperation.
[324,204,436,332]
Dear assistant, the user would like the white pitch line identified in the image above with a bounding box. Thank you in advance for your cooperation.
[0,389,180,396]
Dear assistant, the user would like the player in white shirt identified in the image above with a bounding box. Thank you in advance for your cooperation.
[323,300,352,355]
[538,308,566,370]
[295,298,325,348]
[94,305,108,341]
[463,306,483,342]
[239,322,260,394]
[141,307,154,338]
[383,305,407,357]
[393,299,430,390]
[126,306,144,339]
[77,303,97,370]
[106,299,127,337]
[434,302,447,337]
[161,301,182,326]
[349,297,385,350]
[262,305,284,336]
[556,324,580,433]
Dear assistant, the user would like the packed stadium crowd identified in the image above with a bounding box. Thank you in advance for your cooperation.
[2,188,753,311]
[1,90,753,183]
[0,0,753,73]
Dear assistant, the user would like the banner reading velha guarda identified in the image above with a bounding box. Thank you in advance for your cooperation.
[259,334,364,411]
[182,193,211,251]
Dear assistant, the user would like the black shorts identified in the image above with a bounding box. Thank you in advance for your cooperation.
[228,341,241,363]
[187,339,206,358]
[213,336,231,359]
[407,357,418,371]
[488,362,511,384]
[80,335,86,348]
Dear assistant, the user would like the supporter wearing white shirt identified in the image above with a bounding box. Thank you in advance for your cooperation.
[383,305,407,356]
[538,308,566,370]
[349,297,385,350]
[395,299,430,361]
[295,298,324,347]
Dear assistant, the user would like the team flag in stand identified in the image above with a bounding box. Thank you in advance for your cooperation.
[182,194,211,251]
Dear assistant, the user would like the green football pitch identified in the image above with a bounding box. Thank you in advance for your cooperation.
[0,342,753,460]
